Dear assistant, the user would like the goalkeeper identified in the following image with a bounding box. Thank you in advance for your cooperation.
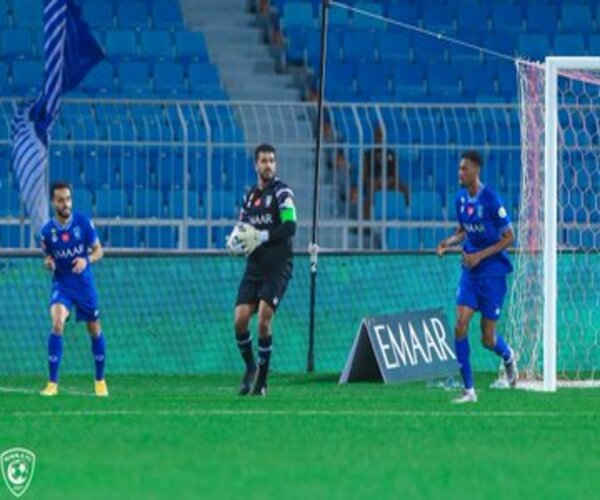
[227,144,297,396]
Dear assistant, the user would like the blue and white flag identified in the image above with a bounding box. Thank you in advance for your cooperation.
[11,0,103,234]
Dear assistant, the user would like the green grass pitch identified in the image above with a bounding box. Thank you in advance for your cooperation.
[0,374,598,499]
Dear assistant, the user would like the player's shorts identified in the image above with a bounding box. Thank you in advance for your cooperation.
[456,273,507,321]
[49,281,100,322]
[235,266,292,311]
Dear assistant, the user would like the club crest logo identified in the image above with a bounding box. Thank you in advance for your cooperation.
[73,226,81,240]
[1,448,35,498]
[477,205,483,217]
[265,195,272,206]
[51,228,58,243]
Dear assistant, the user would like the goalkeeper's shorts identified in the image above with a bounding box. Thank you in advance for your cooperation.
[235,267,292,311]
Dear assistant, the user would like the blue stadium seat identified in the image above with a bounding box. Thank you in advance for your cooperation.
[11,60,43,96]
[342,31,378,63]
[73,188,94,217]
[553,34,586,56]
[352,2,386,31]
[0,62,8,90]
[82,2,114,30]
[411,34,447,64]
[105,30,138,61]
[456,6,489,32]
[517,34,550,61]
[525,5,557,34]
[356,62,391,98]
[387,4,419,30]
[151,0,184,30]
[168,189,200,218]
[281,2,315,30]
[0,225,31,247]
[373,191,409,220]
[590,35,600,56]
[306,30,342,67]
[175,31,208,63]
[154,61,185,96]
[378,32,411,64]
[0,4,9,28]
[421,227,447,250]
[0,188,21,216]
[410,190,444,220]
[80,61,116,95]
[284,26,310,64]
[326,6,351,31]
[1,29,33,60]
[11,0,42,29]
[103,226,137,248]
[211,226,233,249]
[117,1,149,31]
[210,190,236,219]
[386,227,420,250]
[141,31,173,61]
[462,64,496,99]
[490,5,523,34]
[421,5,455,33]
[141,226,176,248]
[427,66,461,100]
[187,63,220,92]
[187,227,208,248]
[132,188,164,218]
[95,189,129,217]
[118,62,152,96]
[561,5,592,34]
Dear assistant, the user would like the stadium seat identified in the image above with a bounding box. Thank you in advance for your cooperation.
[151,0,184,30]
[105,30,138,61]
[141,226,177,248]
[154,61,186,96]
[525,5,557,34]
[385,227,420,250]
[0,225,30,247]
[117,1,149,31]
[0,63,8,90]
[517,34,550,61]
[373,191,409,220]
[455,6,489,33]
[1,29,33,60]
[280,2,315,30]
[352,2,386,31]
[553,35,586,57]
[141,31,173,61]
[11,60,43,96]
[410,190,444,220]
[490,5,523,34]
[210,190,236,219]
[342,31,379,63]
[188,226,208,248]
[187,63,221,91]
[95,189,129,217]
[0,4,9,28]
[0,188,21,217]
[132,188,164,218]
[118,62,152,96]
[421,227,447,250]
[82,2,114,30]
[73,188,94,217]
[421,5,455,33]
[462,64,496,99]
[103,226,137,247]
[560,5,592,34]
[80,61,116,95]
[11,0,42,29]
[175,32,209,63]
[168,189,200,218]
[377,32,411,64]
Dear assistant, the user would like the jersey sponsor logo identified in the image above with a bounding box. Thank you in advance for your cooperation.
[249,213,273,225]
[54,243,86,259]
[73,226,81,240]
[498,206,507,218]
[61,233,70,243]
[463,223,485,233]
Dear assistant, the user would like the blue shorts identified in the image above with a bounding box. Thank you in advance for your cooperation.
[456,273,507,321]
[49,281,100,323]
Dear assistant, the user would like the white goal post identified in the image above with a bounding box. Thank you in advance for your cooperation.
[509,57,600,391]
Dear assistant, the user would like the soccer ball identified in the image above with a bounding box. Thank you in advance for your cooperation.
[226,223,246,255]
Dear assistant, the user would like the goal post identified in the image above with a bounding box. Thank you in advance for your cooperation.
[510,57,600,391]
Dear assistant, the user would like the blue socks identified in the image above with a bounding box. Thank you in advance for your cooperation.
[455,337,473,390]
[91,333,106,381]
[47,332,63,383]
[484,333,513,363]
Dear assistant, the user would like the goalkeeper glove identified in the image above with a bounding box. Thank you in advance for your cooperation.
[236,223,269,256]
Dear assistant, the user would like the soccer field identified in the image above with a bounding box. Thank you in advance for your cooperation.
[0,374,598,499]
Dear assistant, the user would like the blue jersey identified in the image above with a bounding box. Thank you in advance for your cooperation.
[40,212,99,289]
[455,184,513,277]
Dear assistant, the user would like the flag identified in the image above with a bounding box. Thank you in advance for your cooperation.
[11,0,103,235]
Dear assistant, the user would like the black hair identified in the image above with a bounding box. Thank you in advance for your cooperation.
[254,143,276,162]
[461,150,483,167]
[50,181,72,198]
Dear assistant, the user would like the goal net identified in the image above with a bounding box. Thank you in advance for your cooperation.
[508,58,600,390]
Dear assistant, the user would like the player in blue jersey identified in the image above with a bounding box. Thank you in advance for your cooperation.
[39,182,108,397]
[437,151,518,403]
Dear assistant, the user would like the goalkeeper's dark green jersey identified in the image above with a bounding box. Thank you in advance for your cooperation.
[239,177,297,274]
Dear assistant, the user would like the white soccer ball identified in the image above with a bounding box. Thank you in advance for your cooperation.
[226,223,246,255]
